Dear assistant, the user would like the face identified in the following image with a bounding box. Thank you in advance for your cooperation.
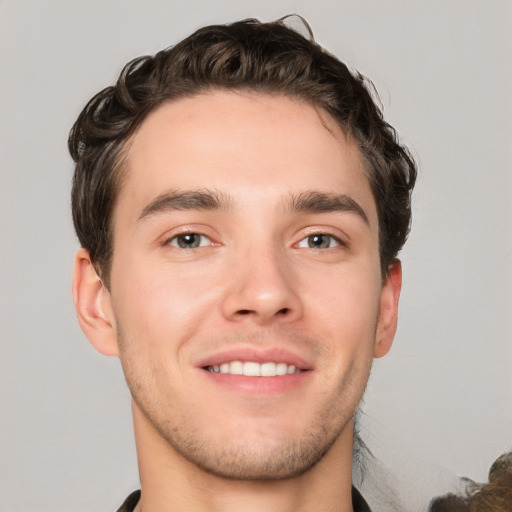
[80,91,400,480]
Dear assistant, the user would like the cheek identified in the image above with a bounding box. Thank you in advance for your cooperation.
[110,257,223,349]
[304,263,381,391]
[305,264,382,338]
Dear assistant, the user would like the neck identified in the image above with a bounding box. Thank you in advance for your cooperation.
[132,402,355,512]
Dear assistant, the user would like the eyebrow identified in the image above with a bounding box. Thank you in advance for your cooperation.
[285,191,369,225]
[138,188,231,221]
[138,188,369,226]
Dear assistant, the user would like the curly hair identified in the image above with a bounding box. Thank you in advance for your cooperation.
[69,16,417,286]
[429,452,512,512]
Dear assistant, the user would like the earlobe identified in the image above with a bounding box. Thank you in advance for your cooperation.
[72,248,119,357]
[374,259,402,359]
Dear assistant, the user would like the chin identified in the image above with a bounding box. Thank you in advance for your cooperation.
[173,435,338,481]
[149,410,352,481]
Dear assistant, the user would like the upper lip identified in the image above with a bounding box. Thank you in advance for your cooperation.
[196,347,313,371]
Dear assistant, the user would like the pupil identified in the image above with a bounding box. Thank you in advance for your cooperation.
[310,235,328,248]
[179,234,199,248]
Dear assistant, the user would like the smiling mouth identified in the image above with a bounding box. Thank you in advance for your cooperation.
[204,361,302,377]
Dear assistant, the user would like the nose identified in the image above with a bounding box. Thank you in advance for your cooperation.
[221,245,303,325]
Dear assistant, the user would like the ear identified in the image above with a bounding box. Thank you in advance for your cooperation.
[374,259,402,358]
[72,248,119,357]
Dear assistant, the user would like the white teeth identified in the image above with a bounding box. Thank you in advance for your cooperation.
[229,361,243,375]
[260,362,276,377]
[243,362,260,376]
[276,363,288,375]
[209,361,300,377]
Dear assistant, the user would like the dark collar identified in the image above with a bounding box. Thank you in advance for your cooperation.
[352,486,372,512]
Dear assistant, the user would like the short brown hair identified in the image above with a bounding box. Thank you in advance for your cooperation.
[69,16,417,287]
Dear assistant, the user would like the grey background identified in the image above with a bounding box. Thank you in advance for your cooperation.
[1,1,510,511]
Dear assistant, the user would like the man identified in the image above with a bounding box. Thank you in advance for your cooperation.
[69,16,416,512]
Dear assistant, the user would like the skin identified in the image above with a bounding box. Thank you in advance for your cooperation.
[73,91,402,512]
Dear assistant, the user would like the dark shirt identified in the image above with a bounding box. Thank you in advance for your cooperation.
[116,487,372,511]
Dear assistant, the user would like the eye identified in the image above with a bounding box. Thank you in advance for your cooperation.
[297,234,341,249]
[168,233,211,249]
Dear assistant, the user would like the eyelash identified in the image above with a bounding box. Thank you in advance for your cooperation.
[163,231,345,251]
[296,233,343,249]
[166,232,212,249]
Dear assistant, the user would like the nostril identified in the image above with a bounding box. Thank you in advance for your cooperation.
[236,308,288,316]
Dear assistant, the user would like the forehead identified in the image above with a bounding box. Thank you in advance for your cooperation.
[118,90,377,224]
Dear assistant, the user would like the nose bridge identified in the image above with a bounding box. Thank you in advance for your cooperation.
[222,238,302,324]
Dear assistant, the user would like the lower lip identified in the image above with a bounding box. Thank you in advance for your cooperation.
[200,369,311,395]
